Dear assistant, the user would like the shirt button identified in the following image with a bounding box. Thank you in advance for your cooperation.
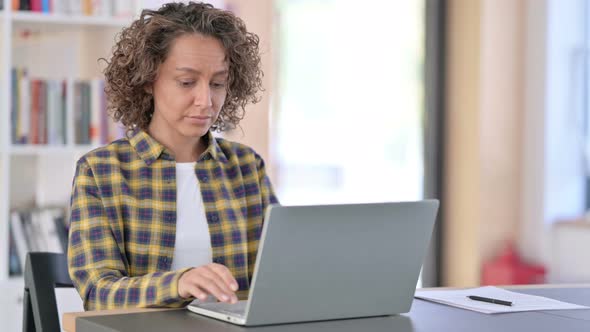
[201,175,209,182]
[210,214,219,223]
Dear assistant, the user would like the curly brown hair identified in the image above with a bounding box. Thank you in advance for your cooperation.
[102,1,263,132]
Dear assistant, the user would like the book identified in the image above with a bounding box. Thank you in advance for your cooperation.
[38,80,48,144]
[11,68,19,144]
[74,81,83,144]
[54,213,69,253]
[90,79,102,145]
[41,0,50,12]
[30,0,41,12]
[11,69,113,145]
[10,211,28,272]
[30,79,40,144]
[8,227,22,276]
[10,207,69,270]
[19,0,30,11]
[19,70,31,144]
[38,208,66,253]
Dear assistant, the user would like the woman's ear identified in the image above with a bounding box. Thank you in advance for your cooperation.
[144,85,153,94]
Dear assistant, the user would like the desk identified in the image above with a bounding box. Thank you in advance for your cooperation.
[65,285,590,332]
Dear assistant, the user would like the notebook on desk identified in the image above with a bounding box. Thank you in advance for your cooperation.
[187,200,439,326]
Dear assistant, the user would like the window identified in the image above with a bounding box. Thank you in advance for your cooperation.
[274,0,426,206]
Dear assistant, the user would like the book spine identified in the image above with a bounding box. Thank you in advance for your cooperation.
[53,212,69,253]
[21,212,38,252]
[46,80,56,144]
[90,79,101,145]
[8,226,23,276]
[10,211,29,272]
[19,71,30,144]
[61,80,67,144]
[30,0,41,12]
[39,208,65,253]
[83,82,91,144]
[39,80,48,144]
[82,0,92,15]
[19,0,30,11]
[74,81,82,144]
[30,79,39,144]
[11,68,19,144]
[54,80,65,145]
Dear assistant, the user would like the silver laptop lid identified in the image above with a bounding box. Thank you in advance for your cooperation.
[244,200,439,326]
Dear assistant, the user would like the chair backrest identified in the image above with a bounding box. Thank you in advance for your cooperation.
[23,252,74,332]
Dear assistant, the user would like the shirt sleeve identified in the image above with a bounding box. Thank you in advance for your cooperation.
[245,152,279,284]
[255,152,279,209]
[67,158,193,310]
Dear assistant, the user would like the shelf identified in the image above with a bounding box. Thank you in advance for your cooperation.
[9,145,99,155]
[11,11,132,29]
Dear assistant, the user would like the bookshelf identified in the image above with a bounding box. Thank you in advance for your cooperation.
[11,10,133,27]
[0,0,142,328]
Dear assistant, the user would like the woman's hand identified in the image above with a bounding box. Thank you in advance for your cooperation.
[178,263,239,304]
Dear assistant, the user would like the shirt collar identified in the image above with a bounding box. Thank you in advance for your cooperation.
[129,130,228,165]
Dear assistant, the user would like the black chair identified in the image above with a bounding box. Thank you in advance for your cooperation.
[23,252,74,332]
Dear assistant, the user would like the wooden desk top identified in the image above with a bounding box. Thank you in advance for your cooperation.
[63,308,181,332]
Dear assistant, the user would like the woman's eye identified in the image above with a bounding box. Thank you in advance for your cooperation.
[211,82,226,89]
[178,80,195,88]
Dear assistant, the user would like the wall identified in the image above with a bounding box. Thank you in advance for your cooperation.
[443,0,525,286]
[479,0,525,265]
[443,0,482,286]
[520,0,588,281]
[219,0,539,287]
[222,0,276,182]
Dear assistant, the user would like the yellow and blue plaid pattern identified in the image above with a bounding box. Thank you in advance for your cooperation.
[68,130,278,310]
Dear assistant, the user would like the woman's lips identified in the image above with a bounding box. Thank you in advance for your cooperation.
[185,115,210,124]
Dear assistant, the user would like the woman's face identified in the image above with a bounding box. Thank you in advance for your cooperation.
[149,33,229,140]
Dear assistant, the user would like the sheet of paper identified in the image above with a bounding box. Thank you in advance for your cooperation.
[414,286,589,314]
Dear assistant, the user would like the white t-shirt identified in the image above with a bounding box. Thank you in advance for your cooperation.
[170,162,213,271]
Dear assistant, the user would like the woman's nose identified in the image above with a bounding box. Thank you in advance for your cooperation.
[193,83,213,108]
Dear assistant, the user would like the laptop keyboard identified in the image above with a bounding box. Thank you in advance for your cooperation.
[198,300,248,318]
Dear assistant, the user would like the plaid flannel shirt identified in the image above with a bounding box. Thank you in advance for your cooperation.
[67,130,278,310]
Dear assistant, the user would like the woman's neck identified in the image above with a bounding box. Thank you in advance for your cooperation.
[147,123,206,163]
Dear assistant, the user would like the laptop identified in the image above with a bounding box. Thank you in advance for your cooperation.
[188,200,439,326]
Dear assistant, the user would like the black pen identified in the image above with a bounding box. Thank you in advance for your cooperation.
[467,295,513,307]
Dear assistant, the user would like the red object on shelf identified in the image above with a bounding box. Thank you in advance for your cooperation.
[481,243,546,285]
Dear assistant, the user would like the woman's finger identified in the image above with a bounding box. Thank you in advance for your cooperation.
[208,263,239,292]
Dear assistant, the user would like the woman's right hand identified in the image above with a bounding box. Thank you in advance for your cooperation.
[178,263,239,304]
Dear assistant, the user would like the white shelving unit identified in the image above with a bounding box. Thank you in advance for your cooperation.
[11,10,133,27]
[0,1,141,330]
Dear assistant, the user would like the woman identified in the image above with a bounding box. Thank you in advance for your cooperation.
[67,2,278,310]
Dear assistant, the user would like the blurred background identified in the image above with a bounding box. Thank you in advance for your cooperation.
[1,0,590,330]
